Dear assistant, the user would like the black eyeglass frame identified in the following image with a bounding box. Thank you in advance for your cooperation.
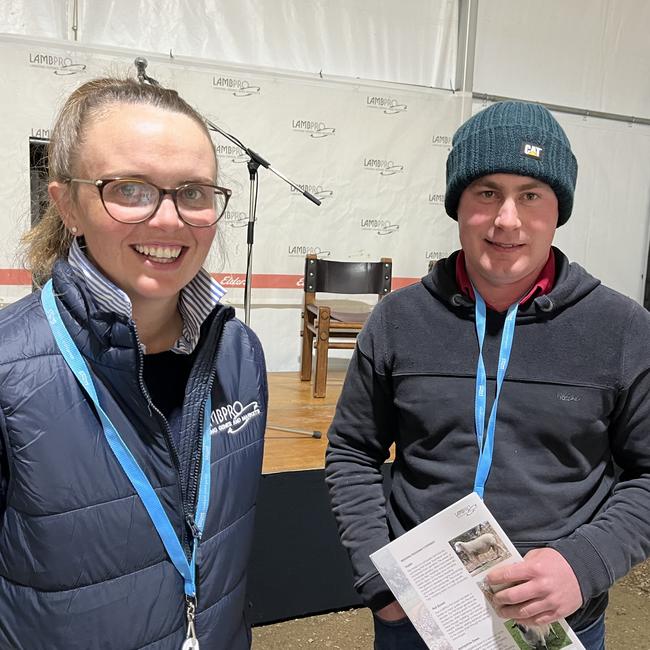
[65,177,232,227]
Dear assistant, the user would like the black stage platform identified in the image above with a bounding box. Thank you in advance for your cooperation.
[247,466,391,625]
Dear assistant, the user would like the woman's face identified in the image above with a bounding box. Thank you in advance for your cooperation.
[51,103,218,312]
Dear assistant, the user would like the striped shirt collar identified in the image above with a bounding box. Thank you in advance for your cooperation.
[68,238,226,354]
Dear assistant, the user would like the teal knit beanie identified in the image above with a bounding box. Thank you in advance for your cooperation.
[445,101,578,226]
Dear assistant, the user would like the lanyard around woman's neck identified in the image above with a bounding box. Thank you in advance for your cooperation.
[41,280,210,647]
[472,289,518,499]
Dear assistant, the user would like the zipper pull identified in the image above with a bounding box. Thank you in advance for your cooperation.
[186,514,201,540]
[182,596,200,650]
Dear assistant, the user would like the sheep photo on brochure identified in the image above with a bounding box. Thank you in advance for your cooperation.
[370,493,585,650]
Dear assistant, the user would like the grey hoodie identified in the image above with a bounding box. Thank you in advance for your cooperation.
[325,248,650,631]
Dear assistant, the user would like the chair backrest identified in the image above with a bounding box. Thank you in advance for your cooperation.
[303,254,392,297]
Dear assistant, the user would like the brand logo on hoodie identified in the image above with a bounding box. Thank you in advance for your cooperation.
[211,401,262,435]
[557,392,581,402]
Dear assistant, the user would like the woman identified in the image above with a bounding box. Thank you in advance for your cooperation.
[0,78,267,649]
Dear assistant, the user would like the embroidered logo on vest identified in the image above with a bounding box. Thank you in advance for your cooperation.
[211,401,262,434]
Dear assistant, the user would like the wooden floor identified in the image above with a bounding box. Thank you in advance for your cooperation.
[262,370,345,474]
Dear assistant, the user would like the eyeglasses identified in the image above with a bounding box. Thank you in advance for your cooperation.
[66,177,232,228]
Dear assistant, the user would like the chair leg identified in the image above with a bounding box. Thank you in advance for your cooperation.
[313,309,330,398]
[300,310,315,381]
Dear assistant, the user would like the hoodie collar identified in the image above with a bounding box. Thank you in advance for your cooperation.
[455,250,556,311]
[422,248,600,321]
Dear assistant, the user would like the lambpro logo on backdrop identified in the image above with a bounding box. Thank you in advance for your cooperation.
[291,119,336,138]
[216,144,249,164]
[360,217,400,236]
[222,209,248,228]
[431,134,453,148]
[425,250,448,264]
[212,75,261,97]
[362,158,406,176]
[28,51,86,75]
[287,245,331,259]
[365,95,408,115]
[289,184,334,201]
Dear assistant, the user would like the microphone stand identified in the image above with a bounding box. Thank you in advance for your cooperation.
[202,120,322,438]
[134,58,322,439]
[201,119,321,325]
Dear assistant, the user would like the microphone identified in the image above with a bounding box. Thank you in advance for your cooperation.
[134,57,148,83]
[134,57,160,86]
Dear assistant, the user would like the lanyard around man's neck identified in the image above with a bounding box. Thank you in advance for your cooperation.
[472,289,518,499]
[41,280,210,647]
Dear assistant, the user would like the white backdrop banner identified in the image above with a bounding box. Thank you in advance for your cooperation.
[2,35,648,370]
[0,34,462,308]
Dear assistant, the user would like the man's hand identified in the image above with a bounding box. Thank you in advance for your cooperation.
[486,548,583,626]
[375,600,407,622]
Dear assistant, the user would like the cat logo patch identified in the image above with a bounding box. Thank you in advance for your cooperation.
[522,143,543,159]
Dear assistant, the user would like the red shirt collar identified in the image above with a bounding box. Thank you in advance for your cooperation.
[455,250,555,311]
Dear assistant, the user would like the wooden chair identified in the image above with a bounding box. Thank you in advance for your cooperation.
[300,254,392,397]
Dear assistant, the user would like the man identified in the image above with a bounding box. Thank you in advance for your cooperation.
[325,101,650,650]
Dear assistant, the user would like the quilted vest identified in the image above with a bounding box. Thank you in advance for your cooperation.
[0,262,267,649]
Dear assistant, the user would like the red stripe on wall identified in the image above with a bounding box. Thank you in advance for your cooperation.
[212,273,303,289]
[212,273,420,290]
[0,269,32,285]
[0,269,419,291]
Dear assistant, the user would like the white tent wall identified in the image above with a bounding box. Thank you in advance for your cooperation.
[474,0,650,119]
[3,0,69,39]
[3,0,459,88]
[1,1,649,373]
[551,112,650,302]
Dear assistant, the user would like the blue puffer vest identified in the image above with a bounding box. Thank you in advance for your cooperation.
[0,261,267,649]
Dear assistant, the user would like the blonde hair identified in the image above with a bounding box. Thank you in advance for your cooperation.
[22,77,217,285]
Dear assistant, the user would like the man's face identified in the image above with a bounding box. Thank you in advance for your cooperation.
[457,173,559,293]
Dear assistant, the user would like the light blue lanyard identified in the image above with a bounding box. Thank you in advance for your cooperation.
[472,290,518,499]
[41,280,212,599]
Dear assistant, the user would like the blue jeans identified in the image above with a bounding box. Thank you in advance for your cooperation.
[574,613,606,650]
[373,613,606,650]
[372,615,427,650]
